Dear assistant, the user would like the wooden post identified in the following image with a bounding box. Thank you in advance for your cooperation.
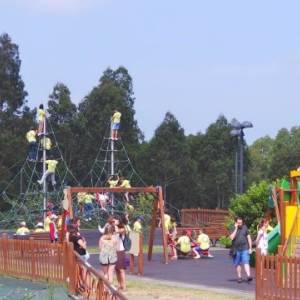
[138,234,144,275]
[148,198,158,261]
[29,237,36,280]
[158,186,168,264]
[2,233,8,274]
[255,248,262,300]
[67,242,76,295]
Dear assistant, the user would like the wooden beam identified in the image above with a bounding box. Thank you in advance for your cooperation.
[69,186,157,194]
[148,199,158,262]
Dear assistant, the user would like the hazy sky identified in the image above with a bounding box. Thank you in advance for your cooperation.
[1,0,300,144]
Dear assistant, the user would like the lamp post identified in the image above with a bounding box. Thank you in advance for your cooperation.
[230,119,253,194]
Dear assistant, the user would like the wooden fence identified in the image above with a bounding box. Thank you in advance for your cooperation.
[0,235,128,300]
[256,249,300,300]
[180,208,228,227]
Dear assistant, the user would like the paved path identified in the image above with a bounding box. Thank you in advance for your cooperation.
[89,249,255,295]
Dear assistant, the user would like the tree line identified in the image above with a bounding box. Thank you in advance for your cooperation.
[1,33,299,211]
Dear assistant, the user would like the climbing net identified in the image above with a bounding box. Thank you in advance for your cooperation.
[0,119,80,229]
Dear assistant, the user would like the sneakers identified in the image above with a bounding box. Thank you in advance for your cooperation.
[237,278,243,283]
[247,276,253,282]
[193,255,201,259]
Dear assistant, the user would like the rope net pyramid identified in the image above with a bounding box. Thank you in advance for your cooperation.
[0,118,79,229]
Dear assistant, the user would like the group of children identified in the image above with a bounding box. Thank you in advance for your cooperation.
[77,176,132,221]
[25,104,58,190]
[164,212,214,260]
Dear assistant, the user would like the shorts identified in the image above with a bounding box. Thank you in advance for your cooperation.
[233,250,250,266]
[116,250,126,270]
[112,123,120,130]
[194,246,209,252]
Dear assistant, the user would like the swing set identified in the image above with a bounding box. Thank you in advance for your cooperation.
[62,185,170,264]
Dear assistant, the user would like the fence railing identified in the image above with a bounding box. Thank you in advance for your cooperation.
[181,208,228,227]
[0,235,127,300]
[256,249,300,300]
[73,252,128,300]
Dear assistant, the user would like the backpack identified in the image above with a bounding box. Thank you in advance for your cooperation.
[122,234,132,252]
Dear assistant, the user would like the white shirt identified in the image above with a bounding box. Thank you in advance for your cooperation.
[257,229,268,255]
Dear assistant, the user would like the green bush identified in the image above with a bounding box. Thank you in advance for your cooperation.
[228,181,270,235]
[219,235,232,248]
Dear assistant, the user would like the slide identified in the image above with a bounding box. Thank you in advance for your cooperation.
[268,224,280,254]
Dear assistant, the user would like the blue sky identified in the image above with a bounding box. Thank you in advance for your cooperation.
[1,0,300,144]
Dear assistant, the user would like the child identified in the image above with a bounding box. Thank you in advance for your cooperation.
[107,175,119,188]
[37,104,46,136]
[195,228,214,258]
[16,221,30,235]
[40,136,52,159]
[119,177,131,202]
[37,156,58,189]
[111,110,122,140]
[256,219,269,255]
[26,128,38,161]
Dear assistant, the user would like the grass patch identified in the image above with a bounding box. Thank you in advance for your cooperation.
[125,279,254,300]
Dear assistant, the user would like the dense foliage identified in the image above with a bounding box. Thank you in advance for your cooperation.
[1,33,299,213]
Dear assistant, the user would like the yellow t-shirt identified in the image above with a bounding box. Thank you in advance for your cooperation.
[16,227,30,235]
[44,216,51,232]
[133,221,142,233]
[26,130,37,143]
[108,179,119,188]
[177,236,191,253]
[38,108,46,122]
[112,111,121,124]
[164,214,171,231]
[40,137,52,150]
[34,228,45,233]
[120,180,131,188]
[46,160,58,172]
[77,192,86,204]
[84,193,95,204]
[197,233,210,250]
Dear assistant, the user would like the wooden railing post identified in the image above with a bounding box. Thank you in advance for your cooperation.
[1,233,8,275]
[67,242,76,295]
[256,248,262,300]
[29,237,36,280]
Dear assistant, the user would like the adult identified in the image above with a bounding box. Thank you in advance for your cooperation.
[115,219,127,291]
[256,218,269,256]
[99,225,118,284]
[69,225,89,261]
[111,110,121,140]
[229,217,253,283]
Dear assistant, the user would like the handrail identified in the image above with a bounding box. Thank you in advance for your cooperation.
[73,251,128,300]
[282,205,299,256]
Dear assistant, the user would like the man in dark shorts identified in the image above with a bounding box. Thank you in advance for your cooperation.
[229,216,253,283]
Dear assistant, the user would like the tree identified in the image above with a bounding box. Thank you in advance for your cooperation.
[247,136,274,184]
[228,181,270,233]
[47,83,77,168]
[139,112,195,209]
[0,33,27,113]
[187,115,237,208]
[76,66,143,181]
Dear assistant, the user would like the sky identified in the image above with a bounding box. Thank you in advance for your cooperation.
[1,0,300,144]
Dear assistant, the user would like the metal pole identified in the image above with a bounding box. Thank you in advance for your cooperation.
[240,131,244,193]
[235,139,238,194]
[43,114,47,222]
[110,122,115,212]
